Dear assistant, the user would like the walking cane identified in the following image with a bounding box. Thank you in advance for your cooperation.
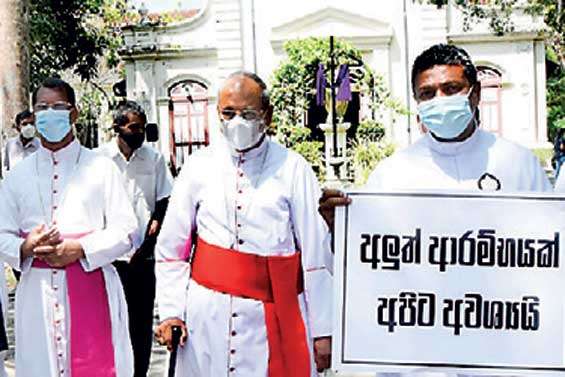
[168,325,182,377]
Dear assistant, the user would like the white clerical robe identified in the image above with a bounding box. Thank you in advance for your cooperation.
[367,128,551,192]
[0,139,138,377]
[156,138,333,376]
[364,128,551,377]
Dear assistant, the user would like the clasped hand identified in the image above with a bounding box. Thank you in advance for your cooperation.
[20,224,84,268]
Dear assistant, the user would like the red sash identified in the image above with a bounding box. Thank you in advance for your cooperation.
[28,232,116,377]
[191,237,311,377]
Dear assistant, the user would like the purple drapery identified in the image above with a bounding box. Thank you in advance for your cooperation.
[316,63,326,106]
[336,64,352,101]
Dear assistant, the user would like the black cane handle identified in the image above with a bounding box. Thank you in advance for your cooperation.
[168,325,182,377]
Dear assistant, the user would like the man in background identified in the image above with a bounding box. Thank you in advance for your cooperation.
[2,110,40,175]
[99,100,173,377]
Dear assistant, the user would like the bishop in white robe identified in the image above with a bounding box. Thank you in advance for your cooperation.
[0,139,138,377]
[155,72,333,377]
[0,78,138,377]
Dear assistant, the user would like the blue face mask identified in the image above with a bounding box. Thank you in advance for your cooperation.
[36,109,72,143]
[417,88,475,140]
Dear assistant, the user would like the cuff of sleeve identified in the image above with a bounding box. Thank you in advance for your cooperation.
[10,238,27,272]
[158,305,185,322]
[304,268,333,338]
[78,234,100,272]
[20,256,33,274]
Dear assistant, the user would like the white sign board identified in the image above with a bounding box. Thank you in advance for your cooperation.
[333,191,565,375]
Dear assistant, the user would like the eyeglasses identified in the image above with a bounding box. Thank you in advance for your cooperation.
[220,109,263,122]
[119,122,145,133]
[33,101,73,112]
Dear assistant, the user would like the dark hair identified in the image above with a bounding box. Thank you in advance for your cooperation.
[411,44,478,96]
[15,110,33,126]
[224,70,270,109]
[112,100,147,127]
[32,77,76,106]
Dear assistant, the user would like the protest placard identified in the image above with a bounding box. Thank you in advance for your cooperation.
[333,191,565,375]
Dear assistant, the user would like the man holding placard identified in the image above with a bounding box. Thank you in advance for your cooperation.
[320,44,556,376]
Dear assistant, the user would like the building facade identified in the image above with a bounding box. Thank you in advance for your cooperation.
[121,0,548,172]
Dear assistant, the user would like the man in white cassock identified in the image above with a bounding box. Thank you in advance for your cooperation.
[0,78,138,377]
[154,71,333,377]
[320,43,551,224]
[319,44,551,377]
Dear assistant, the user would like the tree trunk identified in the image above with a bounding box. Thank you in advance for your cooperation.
[0,0,29,175]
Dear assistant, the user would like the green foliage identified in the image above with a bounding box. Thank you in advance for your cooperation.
[270,37,405,183]
[29,0,128,88]
[75,82,103,144]
[418,0,564,68]
[292,141,326,180]
[276,123,312,146]
[349,140,396,186]
[274,123,325,179]
[355,119,386,143]
[532,147,553,168]
[270,37,405,128]
[547,74,565,140]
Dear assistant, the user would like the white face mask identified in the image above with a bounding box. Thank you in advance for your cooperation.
[222,115,265,151]
[21,124,36,139]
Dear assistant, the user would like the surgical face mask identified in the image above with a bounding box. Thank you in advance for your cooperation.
[417,88,475,140]
[222,115,265,151]
[20,124,36,139]
[118,131,145,151]
[35,109,72,143]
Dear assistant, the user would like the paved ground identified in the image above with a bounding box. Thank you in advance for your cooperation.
[2,291,170,377]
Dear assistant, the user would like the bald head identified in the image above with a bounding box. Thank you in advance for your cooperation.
[219,71,270,109]
[217,71,273,128]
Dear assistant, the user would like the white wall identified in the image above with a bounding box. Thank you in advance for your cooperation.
[122,0,548,160]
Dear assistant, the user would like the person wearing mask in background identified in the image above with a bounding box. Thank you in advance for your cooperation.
[154,71,333,376]
[99,100,173,377]
[2,110,40,175]
[0,77,138,377]
[2,111,38,281]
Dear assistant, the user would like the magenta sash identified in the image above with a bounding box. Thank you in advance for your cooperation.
[26,231,117,377]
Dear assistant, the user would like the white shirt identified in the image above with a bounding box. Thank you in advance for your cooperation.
[367,128,551,192]
[155,138,333,376]
[0,139,138,377]
[2,136,40,173]
[98,140,173,252]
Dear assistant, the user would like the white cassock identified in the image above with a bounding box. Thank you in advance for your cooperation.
[367,128,551,192]
[363,128,551,377]
[156,138,333,376]
[0,139,138,377]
